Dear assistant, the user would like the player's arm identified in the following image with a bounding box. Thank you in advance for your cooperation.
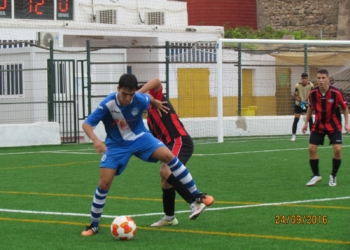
[147,93,169,116]
[138,78,162,93]
[82,122,106,154]
[343,107,350,133]
[82,104,108,154]
[302,105,313,134]
[294,87,301,102]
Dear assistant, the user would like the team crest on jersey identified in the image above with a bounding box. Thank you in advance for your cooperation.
[328,99,334,103]
[131,108,139,116]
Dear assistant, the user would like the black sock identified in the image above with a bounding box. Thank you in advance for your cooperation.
[292,117,300,134]
[310,159,319,176]
[166,174,193,203]
[162,187,176,217]
[331,158,341,177]
[308,117,314,131]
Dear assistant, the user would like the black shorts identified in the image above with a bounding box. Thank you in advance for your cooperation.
[166,135,194,165]
[309,131,343,145]
[294,105,309,114]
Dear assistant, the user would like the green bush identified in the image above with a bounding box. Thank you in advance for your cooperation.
[224,24,316,40]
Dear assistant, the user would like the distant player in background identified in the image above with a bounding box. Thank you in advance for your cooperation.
[302,69,350,187]
[291,72,314,141]
[138,78,208,227]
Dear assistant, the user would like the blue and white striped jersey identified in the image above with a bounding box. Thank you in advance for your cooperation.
[85,92,151,144]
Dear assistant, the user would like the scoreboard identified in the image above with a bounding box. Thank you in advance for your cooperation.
[0,0,74,20]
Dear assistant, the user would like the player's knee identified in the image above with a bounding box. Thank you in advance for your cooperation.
[159,167,171,179]
[333,146,342,157]
[98,180,112,191]
[308,145,317,154]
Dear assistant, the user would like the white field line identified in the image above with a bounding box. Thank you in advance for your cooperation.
[1,144,350,157]
[0,196,349,219]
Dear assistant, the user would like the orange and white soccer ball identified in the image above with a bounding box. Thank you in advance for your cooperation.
[110,216,137,240]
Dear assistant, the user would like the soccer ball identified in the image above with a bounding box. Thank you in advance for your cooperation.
[110,216,137,240]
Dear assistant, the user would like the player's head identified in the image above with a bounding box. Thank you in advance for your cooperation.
[329,77,335,85]
[117,74,138,106]
[317,69,330,88]
[118,74,139,91]
[301,72,308,85]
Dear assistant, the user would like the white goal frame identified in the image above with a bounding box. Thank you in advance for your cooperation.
[216,38,350,143]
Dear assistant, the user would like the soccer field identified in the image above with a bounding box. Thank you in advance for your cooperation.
[1,136,349,249]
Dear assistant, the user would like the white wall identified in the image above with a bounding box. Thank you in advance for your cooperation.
[83,115,321,142]
[0,122,61,147]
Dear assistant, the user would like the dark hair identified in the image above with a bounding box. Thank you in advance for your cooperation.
[118,74,138,90]
[301,72,308,78]
[317,69,329,76]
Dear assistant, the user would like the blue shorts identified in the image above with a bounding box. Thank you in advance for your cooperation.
[100,133,165,175]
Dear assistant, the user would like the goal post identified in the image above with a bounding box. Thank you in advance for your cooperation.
[216,38,350,143]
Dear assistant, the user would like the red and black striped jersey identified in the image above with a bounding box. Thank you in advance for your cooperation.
[147,85,188,144]
[308,86,348,133]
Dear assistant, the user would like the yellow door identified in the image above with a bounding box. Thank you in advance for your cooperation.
[275,68,292,115]
[242,69,253,108]
[178,68,210,117]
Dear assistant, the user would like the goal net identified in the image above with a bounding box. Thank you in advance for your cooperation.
[214,39,350,142]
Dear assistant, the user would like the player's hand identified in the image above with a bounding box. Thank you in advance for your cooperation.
[302,123,308,134]
[92,139,107,154]
[152,99,170,117]
[344,124,350,133]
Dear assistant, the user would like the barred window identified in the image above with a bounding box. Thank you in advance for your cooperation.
[0,63,23,97]
[146,12,164,25]
[0,40,35,49]
[55,62,67,94]
[170,42,216,63]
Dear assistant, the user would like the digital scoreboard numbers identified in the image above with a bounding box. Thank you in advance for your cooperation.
[15,0,55,20]
[0,0,11,18]
[57,0,73,20]
[0,0,73,20]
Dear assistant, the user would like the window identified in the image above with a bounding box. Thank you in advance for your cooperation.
[0,63,23,97]
[55,62,67,94]
[170,42,216,63]
[146,12,164,25]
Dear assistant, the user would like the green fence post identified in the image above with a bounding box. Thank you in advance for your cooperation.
[165,41,170,99]
[304,44,308,73]
[238,43,242,116]
[47,40,54,121]
[86,40,92,115]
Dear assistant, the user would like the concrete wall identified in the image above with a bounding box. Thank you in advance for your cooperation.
[84,115,318,142]
[257,0,339,39]
[0,122,61,147]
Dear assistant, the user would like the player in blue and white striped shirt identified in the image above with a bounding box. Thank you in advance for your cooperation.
[81,73,214,236]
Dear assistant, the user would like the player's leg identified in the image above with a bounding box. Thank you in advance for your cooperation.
[135,134,214,206]
[82,147,131,236]
[82,168,116,236]
[152,146,214,206]
[151,163,180,227]
[291,106,302,141]
[329,132,342,187]
[306,131,324,186]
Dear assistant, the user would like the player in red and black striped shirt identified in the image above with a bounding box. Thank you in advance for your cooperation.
[138,78,212,226]
[302,69,350,187]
